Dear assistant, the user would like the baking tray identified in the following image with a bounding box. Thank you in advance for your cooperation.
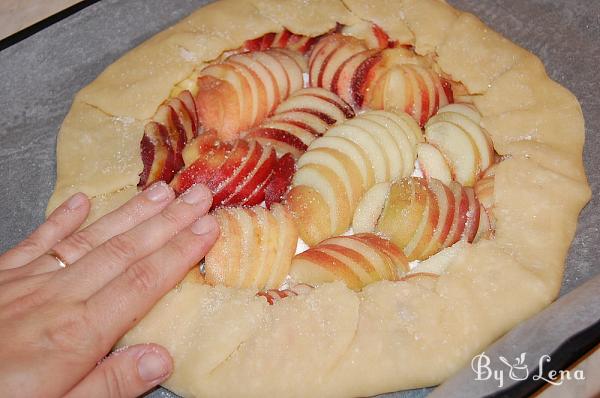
[0,0,598,397]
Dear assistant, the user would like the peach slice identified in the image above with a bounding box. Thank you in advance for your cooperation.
[443,181,469,247]
[402,65,431,127]
[319,40,368,90]
[290,248,364,290]
[285,185,331,247]
[292,163,352,236]
[462,186,481,243]
[261,120,316,145]
[437,103,481,123]
[294,87,355,119]
[307,136,375,190]
[181,131,219,167]
[376,178,428,252]
[249,207,279,288]
[403,183,439,261]
[270,110,329,137]
[353,182,391,234]
[221,144,276,206]
[250,51,290,103]
[227,61,268,127]
[211,140,260,205]
[265,204,298,288]
[425,120,480,186]
[363,112,418,177]
[413,67,439,118]
[367,109,423,151]
[417,143,452,186]
[421,178,455,258]
[177,90,199,136]
[153,105,185,170]
[228,53,280,114]
[195,75,241,141]
[326,236,397,282]
[138,122,177,188]
[268,49,305,95]
[308,34,342,86]
[351,233,409,275]
[205,208,242,287]
[317,244,379,287]
[326,123,390,183]
[201,64,253,131]
[275,94,347,125]
[332,49,378,106]
[233,208,264,287]
[164,97,195,143]
[297,147,364,207]
[345,116,404,179]
[428,106,494,172]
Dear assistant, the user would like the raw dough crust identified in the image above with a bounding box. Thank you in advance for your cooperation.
[47,0,591,396]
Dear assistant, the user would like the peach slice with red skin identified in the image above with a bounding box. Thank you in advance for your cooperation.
[462,186,481,243]
[421,178,455,258]
[264,153,296,209]
[138,121,177,188]
[318,39,368,90]
[290,233,404,290]
[444,181,470,247]
[332,49,378,106]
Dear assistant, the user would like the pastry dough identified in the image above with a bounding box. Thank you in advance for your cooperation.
[47,0,591,396]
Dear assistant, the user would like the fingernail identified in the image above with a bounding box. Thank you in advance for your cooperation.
[181,184,212,205]
[66,193,87,210]
[145,182,171,202]
[137,350,170,382]
[191,215,218,236]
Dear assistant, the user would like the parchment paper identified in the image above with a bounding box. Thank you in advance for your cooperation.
[0,0,598,397]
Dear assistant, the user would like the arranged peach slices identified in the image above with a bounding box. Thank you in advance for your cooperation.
[205,204,298,290]
[245,88,355,158]
[137,24,501,299]
[289,233,409,291]
[308,33,454,126]
[353,177,491,261]
[170,132,295,210]
[423,103,494,186]
[286,110,422,246]
[197,48,307,141]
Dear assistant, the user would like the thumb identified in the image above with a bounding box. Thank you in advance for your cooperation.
[65,344,173,398]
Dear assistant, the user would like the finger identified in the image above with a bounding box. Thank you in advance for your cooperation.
[0,193,89,270]
[62,184,213,296]
[52,182,175,266]
[86,214,219,342]
[64,344,172,398]
[0,253,65,284]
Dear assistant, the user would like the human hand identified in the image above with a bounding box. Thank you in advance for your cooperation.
[0,182,219,398]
